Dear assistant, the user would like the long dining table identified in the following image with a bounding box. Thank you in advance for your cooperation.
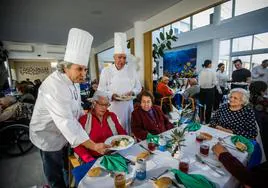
[78,124,248,188]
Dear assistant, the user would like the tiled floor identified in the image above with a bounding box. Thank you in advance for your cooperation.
[0,147,46,188]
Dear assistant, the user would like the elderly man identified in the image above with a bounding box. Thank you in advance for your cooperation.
[30,28,109,188]
[252,59,268,83]
[98,32,141,134]
[74,91,127,163]
[183,78,200,99]
[231,59,251,89]
[156,75,174,97]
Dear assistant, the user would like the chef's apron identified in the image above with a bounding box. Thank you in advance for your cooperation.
[109,69,134,135]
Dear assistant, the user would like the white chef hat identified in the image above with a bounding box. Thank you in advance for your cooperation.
[64,28,93,66]
[114,32,127,54]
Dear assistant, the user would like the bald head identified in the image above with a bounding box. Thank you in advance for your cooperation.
[188,78,198,86]
[162,76,169,85]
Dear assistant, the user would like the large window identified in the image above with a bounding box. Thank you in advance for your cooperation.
[232,36,253,52]
[192,8,214,29]
[172,17,191,35]
[253,32,268,49]
[220,32,268,75]
[235,0,268,16]
[220,1,233,20]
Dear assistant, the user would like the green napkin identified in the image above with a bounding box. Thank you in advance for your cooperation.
[231,135,254,153]
[185,122,201,132]
[146,133,159,144]
[100,154,128,173]
[170,169,216,188]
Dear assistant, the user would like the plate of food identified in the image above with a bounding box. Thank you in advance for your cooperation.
[105,135,135,151]
[114,95,135,101]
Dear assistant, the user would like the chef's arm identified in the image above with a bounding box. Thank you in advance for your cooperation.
[97,69,113,100]
[42,90,109,154]
[81,139,109,155]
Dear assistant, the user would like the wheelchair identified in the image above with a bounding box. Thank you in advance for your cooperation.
[0,119,34,157]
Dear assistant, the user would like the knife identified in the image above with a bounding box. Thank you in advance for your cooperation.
[195,154,225,176]
[139,144,155,155]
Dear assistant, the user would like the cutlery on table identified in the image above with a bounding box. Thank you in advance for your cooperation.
[139,144,155,155]
[150,169,169,180]
[117,153,135,165]
[217,137,242,152]
[195,155,225,176]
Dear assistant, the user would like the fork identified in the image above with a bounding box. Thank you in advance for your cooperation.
[150,169,169,180]
[218,137,240,151]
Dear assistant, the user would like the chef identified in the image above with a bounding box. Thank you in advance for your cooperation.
[98,32,141,134]
[30,28,109,188]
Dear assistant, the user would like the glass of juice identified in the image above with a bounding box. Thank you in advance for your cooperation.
[200,143,210,156]
[179,157,190,173]
[114,172,126,188]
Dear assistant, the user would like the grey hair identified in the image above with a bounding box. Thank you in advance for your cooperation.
[92,90,110,102]
[228,88,249,106]
[56,60,73,73]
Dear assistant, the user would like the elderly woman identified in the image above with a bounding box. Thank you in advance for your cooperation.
[131,90,174,140]
[210,88,257,139]
[74,91,127,163]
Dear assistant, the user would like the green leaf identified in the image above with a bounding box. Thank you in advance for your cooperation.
[158,48,164,57]
[153,44,158,49]
[161,43,166,49]
[160,32,165,40]
[156,38,161,44]
[171,36,178,41]
[169,28,173,35]
[166,41,171,49]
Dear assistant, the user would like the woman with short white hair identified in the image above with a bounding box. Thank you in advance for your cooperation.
[210,88,257,139]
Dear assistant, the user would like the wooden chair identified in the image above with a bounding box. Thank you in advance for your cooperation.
[181,96,195,111]
[160,96,173,112]
[68,155,81,188]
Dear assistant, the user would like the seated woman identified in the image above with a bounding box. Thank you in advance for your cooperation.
[131,90,174,140]
[210,88,257,139]
[74,91,126,163]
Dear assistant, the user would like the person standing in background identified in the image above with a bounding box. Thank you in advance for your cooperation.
[214,63,229,110]
[252,59,268,83]
[98,32,141,135]
[231,59,251,89]
[199,59,218,124]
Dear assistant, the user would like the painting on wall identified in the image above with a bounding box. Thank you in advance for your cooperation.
[163,48,197,77]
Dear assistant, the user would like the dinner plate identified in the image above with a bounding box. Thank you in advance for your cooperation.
[105,135,135,151]
[114,95,135,101]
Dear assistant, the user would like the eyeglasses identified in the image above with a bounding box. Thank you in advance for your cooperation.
[96,101,111,107]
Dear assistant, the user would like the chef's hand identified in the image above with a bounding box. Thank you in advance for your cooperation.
[112,93,120,101]
[125,91,134,96]
[94,143,111,155]
[212,143,228,158]
[216,126,233,134]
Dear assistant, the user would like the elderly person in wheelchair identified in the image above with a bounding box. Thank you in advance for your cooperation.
[210,88,257,139]
[0,96,34,156]
[74,91,127,163]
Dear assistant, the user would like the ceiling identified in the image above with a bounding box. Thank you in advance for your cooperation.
[0,0,182,47]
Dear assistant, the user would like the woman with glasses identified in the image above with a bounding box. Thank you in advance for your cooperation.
[131,90,174,141]
[74,91,127,163]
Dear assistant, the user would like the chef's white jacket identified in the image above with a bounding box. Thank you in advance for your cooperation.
[98,64,141,134]
[30,71,89,151]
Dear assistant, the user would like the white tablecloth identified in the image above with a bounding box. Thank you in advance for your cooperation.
[78,125,248,188]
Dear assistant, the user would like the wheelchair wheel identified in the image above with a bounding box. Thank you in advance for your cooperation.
[0,124,34,156]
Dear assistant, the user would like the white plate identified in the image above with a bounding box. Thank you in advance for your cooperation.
[105,135,135,151]
[114,96,135,101]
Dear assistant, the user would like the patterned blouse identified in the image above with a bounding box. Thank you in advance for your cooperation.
[210,103,257,139]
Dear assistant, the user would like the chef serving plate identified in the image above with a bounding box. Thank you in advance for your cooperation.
[114,95,135,101]
[105,135,135,151]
